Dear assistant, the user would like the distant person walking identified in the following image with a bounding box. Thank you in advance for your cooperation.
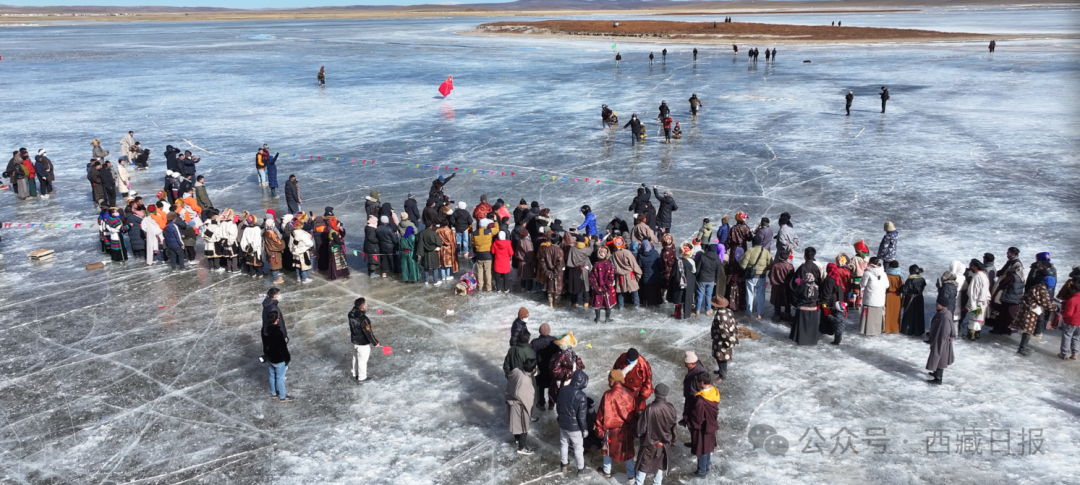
[317,66,325,85]
[880,86,890,113]
[693,48,698,60]
[615,52,622,67]
[649,52,654,64]
[688,93,702,117]
[845,91,854,116]
[662,48,667,62]
[989,40,996,53]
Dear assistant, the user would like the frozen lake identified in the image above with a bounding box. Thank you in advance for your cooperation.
[1,7,1078,485]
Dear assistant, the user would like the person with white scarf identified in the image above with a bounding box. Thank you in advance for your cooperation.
[240,216,264,277]
[217,210,240,273]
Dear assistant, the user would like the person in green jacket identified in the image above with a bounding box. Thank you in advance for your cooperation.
[740,233,774,319]
[398,226,421,283]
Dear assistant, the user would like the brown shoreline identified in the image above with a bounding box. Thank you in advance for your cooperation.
[473,19,1052,44]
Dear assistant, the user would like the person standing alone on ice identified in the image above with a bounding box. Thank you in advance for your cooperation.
[615,52,622,66]
[880,86,890,113]
[317,66,325,85]
[845,91,854,116]
[926,286,955,385]
[348,298,379,383]
[688,93,702,117]
[262,310,293,402]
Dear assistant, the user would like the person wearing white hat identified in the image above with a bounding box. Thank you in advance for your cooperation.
[34,149,55,197]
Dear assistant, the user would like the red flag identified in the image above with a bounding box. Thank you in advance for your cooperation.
[382,346,393,355]
[438,76,454,97]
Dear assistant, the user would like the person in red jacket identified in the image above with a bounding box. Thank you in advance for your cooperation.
[492,230,515,293]
[662,116,674,143]
[595,369,638,480]
[1058,278,1080,359]
[612,348,653,412]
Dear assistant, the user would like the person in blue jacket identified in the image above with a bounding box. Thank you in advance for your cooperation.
[163,212,186,270]
[266,151,281,198]
[577,205,597,238]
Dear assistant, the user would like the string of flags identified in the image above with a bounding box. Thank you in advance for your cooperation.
[275,150,641,187]
[3,222,95,229]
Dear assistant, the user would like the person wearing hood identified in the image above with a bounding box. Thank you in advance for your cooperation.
[530,323,559,410]
[877,221,899,266]
[596,369,638,480]
[540,234,565,307]
[33,149,55,196]
[590,247,617,322]
[623,114,644,145]
[669,245,698,319]
[628,185,651,214]
[637,240,664,307]
[345,297,382,385]
[611,237,643,310]
[264,219,287,284]
[416,222,445,285]
[753,217,774,252]
[651,186,678,234]
[965,259,991,340]
[492,231,515,292]
[1026,252,1057,337]
[741,233,773,319]
[1012,276,1056,356]
[789,247,822,345]
[506,357,538,455]
[633,383,677,485]
[899,264,927,336]
[363,189,381,220]
[934,267,960,338]
[688,372,720,477]
[557,370,590,477]
[694,243,722,316]
[504,329,538,380]
[860,257,888,335]
[262,309,293,402]
[375,215,401,277]
[613,348,654,413]
[926,286,956,385]
[884,260,904,333]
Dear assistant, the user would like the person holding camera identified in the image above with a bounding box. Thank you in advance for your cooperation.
[262,309,293,402]
[348,298,380,383]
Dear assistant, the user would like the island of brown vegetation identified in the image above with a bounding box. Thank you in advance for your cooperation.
[474,19,1023,44]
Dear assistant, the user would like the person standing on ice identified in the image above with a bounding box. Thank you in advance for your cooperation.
[657,101,670,122]
[317,66,325,85]
[772,47,777,59]
[688,372,719,478]
[1013,276,1056,357]
[255,144,270,187]
[612,347,653,412]
[688,93,703,117]
[557,370,589,477]
[623,114,644,145]
[506,357,537,455]
[262,309,293,401]
[845,91,854,116]
[651,186,677,234]
[662,48,667,62]
[877,221,898,266]
[692,48,698,60]
[615,52,622,67]
[926,286,955,385]
[965,259,991,340]
[879,86,890,113]
[348,297,379,382]
[577,205,597,238]
[633,383,676,485]
[649,52,654,64]
[989,40,996,53]
[531,324,558,410]
[428,173,454,204]
[595,369,638,480]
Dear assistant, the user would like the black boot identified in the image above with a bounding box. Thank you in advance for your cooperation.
[1018,333,1033,356]
[604,308,612,323]
[594,309,601,323]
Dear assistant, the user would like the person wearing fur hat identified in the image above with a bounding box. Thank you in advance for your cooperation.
[33,149,54,197]
[239,214,264,277]
[530,324,559,410]
[633,383,676,485]
[613,348,653,412]
[509,307,530,347]
[590,246,617,322]
[550,332,585,403]
[668,244,697,319]
[595,369,638,480]
[964,259,991,340]
[1013,276,1056,356]
[726,212,753,261]
[539,234,565,306]
[688,372,720,478]
[709,296,739,379]
[926,286,956,385]
[898,265,927,336]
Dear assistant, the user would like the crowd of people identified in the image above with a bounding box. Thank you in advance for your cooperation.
[5,131,1078,482]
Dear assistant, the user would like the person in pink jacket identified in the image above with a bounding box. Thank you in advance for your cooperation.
[1058,277,1080,360]
[492,231,515,294]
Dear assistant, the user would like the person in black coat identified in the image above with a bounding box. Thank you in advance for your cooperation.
[375,217,400,276]
[348,298,380,382]
[364,219,380,277]
[845,91,854,116]
[99,161,117,207]
[530,323,559,410]
[556,371,590,474]
[658,101,670,121]
[284,176,301,214]
[164,145,180,173]
[181,150,200,177]
[789,248,822,345]
[262,309,293,402]
[623,115,643,145]
[509,307,530,347]
[694,245,722,314]
[652,186,678,233]
[628,185,651,215]
[404,193,423,231]
[879,86,890,113]
[179,174,194,199]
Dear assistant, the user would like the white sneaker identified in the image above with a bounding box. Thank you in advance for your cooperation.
[302,279,313,284]
[434,280,443,286]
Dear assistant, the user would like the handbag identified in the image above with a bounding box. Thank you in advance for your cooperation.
[744,248,766,279]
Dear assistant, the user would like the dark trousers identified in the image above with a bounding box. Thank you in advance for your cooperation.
[166,247,185,270]
[287,200,299,214]
[226,256,239,272]
[38,178,53,194]
[833,316,845,344]
[208,257,220,269]
[931,368,944,382]
[594,308,611,322]
[714,360,729,380]
[133,249,146,260]
[845,103,851,115]
[515,432,528,450]
[185,246,196,261]
[103,188,116,207]
[881,100,887,113]
[494,272,510,291]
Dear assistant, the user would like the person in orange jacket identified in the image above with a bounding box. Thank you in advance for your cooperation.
[612,348,653,412]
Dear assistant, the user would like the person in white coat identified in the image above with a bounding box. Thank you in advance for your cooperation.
[119,131,135,163]
[140,207,164,266]
[290,226,315,283]
[965,259,991,340]
[115,158,131,198]
[240,216,264,277]
[948,260,967,335]
[859,257,888,335]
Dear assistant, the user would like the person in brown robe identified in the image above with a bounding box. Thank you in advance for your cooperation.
[513,228,536,291]
[688,373,720,477]
[506,361,537,453]
[435,225,459,274]
[926,287,956,385]
[769,254,794,321]
[611,237,643,309]
[884,260,904,333]
[595,369,638,480]
[540,238,565,307]
[1013,277,1055,356]
[634,383,677,485]
[263,225,286,285]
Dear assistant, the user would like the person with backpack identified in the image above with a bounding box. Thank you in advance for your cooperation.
[789,247,822,345]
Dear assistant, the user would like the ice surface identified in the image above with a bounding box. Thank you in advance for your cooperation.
[0,8,1078,485]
